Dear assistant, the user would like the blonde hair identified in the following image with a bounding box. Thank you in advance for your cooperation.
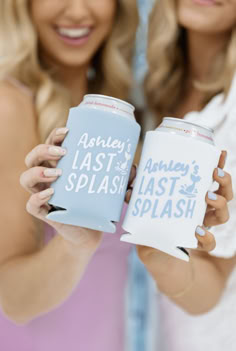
[145,0,236,121]
[0,0,138,141]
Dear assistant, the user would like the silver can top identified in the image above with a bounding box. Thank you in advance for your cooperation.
[80,94,135,121]
[156,117,215,145]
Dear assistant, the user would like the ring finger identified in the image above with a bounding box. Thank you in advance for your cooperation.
[203,191,229,227]
[20,166,62,194]
[45,127,69,146]
[25,144,67,168]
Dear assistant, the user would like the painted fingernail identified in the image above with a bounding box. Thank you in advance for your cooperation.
[196,226,205,237]
[39,188,54,199]
[217,168,225,178]
[55,127,69,136]
[208,191,217,200]
[43,168,62,177]
[48,146,67,156]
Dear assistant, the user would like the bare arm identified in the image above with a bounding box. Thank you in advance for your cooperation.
[139,247,236,314]
[0,83,101,324]
[0,233,98,324]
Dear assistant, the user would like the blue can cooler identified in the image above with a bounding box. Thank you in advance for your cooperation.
[47,94,140,233]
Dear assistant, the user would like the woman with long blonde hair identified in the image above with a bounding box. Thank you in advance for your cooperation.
[6,0,233,350]
[0,1,138,350]
[143,0,236,350]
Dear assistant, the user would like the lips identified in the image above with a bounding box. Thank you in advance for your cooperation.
[192,0,219,5]
[56,27,91,39]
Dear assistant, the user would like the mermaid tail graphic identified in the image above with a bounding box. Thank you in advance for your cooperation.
[116,151,132,175]
[179,164,201,198]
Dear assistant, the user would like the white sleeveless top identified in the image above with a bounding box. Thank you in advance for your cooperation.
[160,74,236,351]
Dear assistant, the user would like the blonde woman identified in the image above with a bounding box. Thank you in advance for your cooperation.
[5,1,232,351]
[143,0,236,350]
[0,1,138,350]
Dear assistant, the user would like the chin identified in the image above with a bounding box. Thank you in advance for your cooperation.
[52,52,94,70]
[178,10,219,33]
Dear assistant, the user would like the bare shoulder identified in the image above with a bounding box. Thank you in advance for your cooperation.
[0,80,36,133]
[0,81,42,265]
[0,80,38,163]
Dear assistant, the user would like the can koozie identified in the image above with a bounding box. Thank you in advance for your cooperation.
[47,95,140,233]
[121,131,220,261]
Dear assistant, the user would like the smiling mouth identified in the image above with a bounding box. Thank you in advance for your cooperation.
[192,0,222,5]
[56,27,92,40]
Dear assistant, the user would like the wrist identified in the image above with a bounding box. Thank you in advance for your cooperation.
[158,256,195,299]
[138,246,177,276]
[138,246,195,298]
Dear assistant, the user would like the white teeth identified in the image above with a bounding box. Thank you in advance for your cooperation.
[57,27,90,38]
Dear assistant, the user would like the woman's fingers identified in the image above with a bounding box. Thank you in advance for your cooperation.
[20,166,62,194]
[217,150,227,169]
[26,188,103,249]
[26,188,54,222]
[128,164,137,188]
[214,149,233,201]
[25,144,67,168]
[125,164,137,204]
[213,168,233,202]
[45,127,69,146]
[24,127,69,168]
[195,226,216,252]
[202,150,232,227]
[203,191,229,227]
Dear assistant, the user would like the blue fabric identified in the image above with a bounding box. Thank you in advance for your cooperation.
[127,2,159,350]
[126,248,149,351]
[134,0,155,82]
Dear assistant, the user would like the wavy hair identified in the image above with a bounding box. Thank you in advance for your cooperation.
[145,0,236,121]
[0,0,138,141]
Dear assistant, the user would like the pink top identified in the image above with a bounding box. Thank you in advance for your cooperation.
[0,207,131,351]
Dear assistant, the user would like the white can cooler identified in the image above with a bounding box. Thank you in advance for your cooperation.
[121,118,221,261]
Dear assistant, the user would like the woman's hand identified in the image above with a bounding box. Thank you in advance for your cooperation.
[20,127,103,252]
